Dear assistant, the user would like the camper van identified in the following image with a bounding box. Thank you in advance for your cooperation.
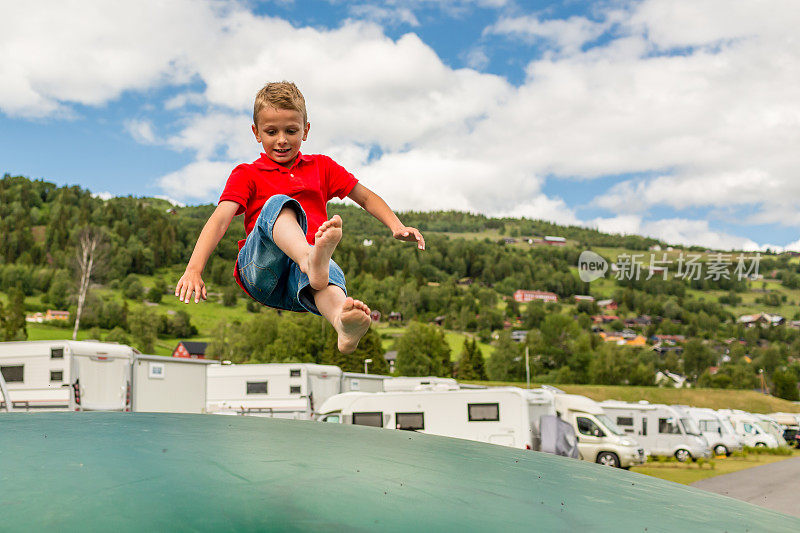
[316,387,560,451]
[683,407,743,456]
[0,340,135,411]
[753,415,789,447]
[768,412,800,446]
[553,393,645,468]
[717,410,781,448]
[601,401,710,461]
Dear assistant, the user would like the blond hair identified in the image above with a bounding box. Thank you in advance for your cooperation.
[253,81,307,127]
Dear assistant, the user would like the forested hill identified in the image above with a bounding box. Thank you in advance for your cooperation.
[2,173,799,399]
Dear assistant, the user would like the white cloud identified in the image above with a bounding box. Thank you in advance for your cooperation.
[157,160,237,202]
[349,5,420,27]
[485,15,610,54]
[92,191,114,201]
[124,119,157,144]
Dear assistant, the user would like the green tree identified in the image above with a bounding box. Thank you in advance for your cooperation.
[395,322,451,377]
[222,285,239,307]
[487,331,523,381]
[772,368,799,401]
[2,288,27,341]
[128,307,157,353]
[682,339,715,380]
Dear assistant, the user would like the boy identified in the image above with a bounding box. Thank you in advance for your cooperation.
[175,81,424,354]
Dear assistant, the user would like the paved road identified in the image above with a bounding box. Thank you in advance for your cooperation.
[691,456,800,517]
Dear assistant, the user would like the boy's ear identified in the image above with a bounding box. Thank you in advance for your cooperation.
[303,122,310,141]
[251,123,260,142]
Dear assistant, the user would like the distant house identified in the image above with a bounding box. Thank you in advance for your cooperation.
[45,310,69,321]
[362,239,373,247]
[738,312,784,327]
[387,311,403,322]
[655,371,689,388]
[503,238,517,244]
[457,277,474,286]
[591,315,619,324]
[513,290,558,303]
[652,334,686,344]
[173,341,208,359]
[596,299,617,310]
[510,330,528,343]
[543,236,566,246]
[574,295,595,302]
[432,315,446,326]
[624,315,652,328]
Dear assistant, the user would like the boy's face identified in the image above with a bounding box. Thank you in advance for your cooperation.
[252,106,310,167]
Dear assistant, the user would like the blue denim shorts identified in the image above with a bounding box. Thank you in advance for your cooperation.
[237,194,347,316]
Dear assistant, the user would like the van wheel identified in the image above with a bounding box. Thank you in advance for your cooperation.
[755,442,767,448]
[674,449,691,462]
[713,445,728,456]
[596,452,620,468]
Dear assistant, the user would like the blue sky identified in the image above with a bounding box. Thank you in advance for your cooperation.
[1,0,799,251]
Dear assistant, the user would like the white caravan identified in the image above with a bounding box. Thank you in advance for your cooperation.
[601,401,710,461]
[683,407,743,456]
[207,363,344,418]
[340,372,389,393]
[316,387,558,451]
[0,341,211,413]
[553,393,645,468]
[0,340,134,411]
[717,410,780,448]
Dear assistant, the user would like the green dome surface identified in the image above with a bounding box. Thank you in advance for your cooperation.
[0,412,797,532]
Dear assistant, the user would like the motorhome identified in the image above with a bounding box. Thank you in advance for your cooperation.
[768,412,800,446]
[0,340,135,411]
[683,407,743,456]
[553,393,645,468]
[316,387,562,451]
[207,363,343,418]
[753,415,789,447]
[717,410,781,448]
[340,372,389,393]
[600,401,710,461]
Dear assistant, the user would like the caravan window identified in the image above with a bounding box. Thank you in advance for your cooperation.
[659,418,681,434]
[1,365,23,383]
[468,403,499,422]
[246,381,268,394]
[642,418,647,436]
[50,371,63,382]
[616,417,634,427]
[50,347,64,359]
[289,369,301,377]
[396,412,424,431]
[289,385,301,394]
[353,412,383,427]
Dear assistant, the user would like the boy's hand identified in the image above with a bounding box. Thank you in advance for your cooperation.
[175,270,207,304]
[393,226,425,250]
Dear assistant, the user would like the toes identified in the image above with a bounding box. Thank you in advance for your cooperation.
[342,296,354,310]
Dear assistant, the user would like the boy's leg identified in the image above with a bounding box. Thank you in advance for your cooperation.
[312,284,371,354]
[272,206,342,291]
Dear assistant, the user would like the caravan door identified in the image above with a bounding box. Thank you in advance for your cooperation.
[71,354,130,411]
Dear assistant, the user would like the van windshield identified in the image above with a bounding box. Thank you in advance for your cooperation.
[680,418,702,436]
[596,414,626,436]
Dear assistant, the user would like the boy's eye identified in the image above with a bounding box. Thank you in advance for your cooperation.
[287,129,297,135]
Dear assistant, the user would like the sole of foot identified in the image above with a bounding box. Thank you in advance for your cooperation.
[337,297,371,354]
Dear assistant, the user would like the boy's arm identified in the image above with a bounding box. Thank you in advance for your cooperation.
[347,183,425,250]
[175,200,240,303]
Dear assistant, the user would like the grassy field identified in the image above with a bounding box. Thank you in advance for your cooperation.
[631,450,800,485]
[461,381,800,413]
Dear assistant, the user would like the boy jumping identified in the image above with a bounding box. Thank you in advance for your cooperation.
[175,81,425,354]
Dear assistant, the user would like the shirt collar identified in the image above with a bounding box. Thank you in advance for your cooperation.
[253,152,311,171]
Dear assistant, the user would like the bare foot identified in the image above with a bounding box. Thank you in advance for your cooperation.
[336,297,371,354]
[307,215,342,290]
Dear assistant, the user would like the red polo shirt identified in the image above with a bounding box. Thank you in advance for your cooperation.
[219,152,358,296]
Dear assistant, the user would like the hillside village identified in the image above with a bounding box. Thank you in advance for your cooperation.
[1,174,799,401]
